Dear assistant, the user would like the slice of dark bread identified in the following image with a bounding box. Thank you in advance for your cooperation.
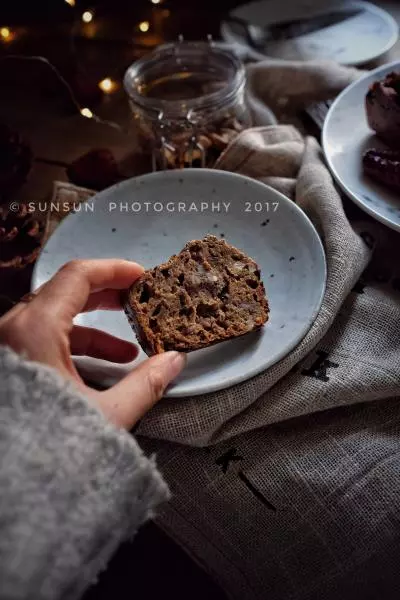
[124,235,269,355]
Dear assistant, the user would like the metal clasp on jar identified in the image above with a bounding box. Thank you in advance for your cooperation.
[151,108,244,171]
[151,109,207,171]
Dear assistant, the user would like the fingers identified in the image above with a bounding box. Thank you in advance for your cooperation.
[97,352,187,429]
[70,326,139,363]
[82,289,127,313]
[28,259,144,323]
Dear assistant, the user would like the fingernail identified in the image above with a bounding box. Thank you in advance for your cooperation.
[165,351,187,376]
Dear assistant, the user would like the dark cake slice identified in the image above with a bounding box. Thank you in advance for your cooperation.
[363,148,400,192]
[124,235,269,355]
[365,72,400,147]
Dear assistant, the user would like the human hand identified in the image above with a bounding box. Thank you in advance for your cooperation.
[0,259,186,430]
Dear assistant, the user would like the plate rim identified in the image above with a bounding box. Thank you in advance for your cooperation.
[322,59,400,234]
[222,0,399,67]
[32,168,327,397]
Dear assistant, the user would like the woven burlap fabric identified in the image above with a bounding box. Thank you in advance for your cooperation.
[246,58,363,130]
[139,394,400,600]
[247,58,361,117]
[50,60,400,598]
[136,132,378,444]
[135,60,400,600]
[130,59,370,445]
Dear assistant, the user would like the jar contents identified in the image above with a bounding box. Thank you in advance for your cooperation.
[124,43,251,171]
[141,72,226,100]
[148,107,245,170]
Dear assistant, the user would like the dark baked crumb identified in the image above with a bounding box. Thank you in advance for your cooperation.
[363,148,400,192]
[365,72,400,145]
[125,235,269,354]
[261,220,270,227]
[289,256,295,262]
[112,228,116,232]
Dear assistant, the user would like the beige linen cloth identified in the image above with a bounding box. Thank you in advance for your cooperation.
[52,59,400,600]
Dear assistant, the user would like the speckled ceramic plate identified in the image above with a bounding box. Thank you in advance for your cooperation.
[221,1,398,66]
[323,61,400,233]
[32,169,326,397]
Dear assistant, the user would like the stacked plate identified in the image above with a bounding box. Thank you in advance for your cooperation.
[221,0,398,66]
[323,60,400,232]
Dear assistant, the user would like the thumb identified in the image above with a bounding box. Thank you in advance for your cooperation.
[96,351,187,430]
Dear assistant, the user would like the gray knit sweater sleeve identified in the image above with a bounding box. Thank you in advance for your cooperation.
[0,345,169,600]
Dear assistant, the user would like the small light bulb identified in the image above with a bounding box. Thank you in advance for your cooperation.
[139,21,150,33]
[0,27,11,40]
[151,0,162,4]
[82,11,94,24]
[98,78,118,94]
[65,0,76,6]
[80,107,93,119]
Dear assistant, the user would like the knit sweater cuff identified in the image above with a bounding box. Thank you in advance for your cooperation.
[0,345,169,600]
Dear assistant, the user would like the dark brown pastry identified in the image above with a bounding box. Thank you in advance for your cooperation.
[125,235,269,355]
[67,149,121,191]
[0,204,46,269]
[365,72,400,147]
[363,148,400,192]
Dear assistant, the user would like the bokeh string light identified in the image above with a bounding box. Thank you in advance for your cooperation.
[98,77,119,94]
[65,4,123,106]
[80,107,93,119]
[139,21,150,33]
[0,27,11,40]
[82,11,94,24]
[0,0,170,129]
[61,0,169,97]
[0,27,15,43]
[0,55,124,132]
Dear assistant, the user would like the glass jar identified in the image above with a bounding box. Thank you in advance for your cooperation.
[123,41,251,171]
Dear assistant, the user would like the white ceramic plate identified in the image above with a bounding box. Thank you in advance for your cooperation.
[221,1,398,66]
[323,60,400,233]
[33,169,326,397]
